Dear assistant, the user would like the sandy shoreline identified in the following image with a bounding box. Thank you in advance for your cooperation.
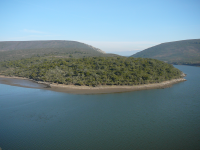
[0,75,186,94]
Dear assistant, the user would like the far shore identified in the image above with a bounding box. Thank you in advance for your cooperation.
[0,75,186,94]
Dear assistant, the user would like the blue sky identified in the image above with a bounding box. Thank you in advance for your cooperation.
[1,0,200,55]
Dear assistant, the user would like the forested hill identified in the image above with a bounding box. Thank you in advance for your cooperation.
[0,56,182,87]
[0,40,117,61]
[131,39,200,66]
[0,40,105,53]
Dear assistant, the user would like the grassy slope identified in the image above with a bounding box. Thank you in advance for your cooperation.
[131,39,200,66]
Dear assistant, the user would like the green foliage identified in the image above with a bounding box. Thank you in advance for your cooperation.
[0,56,182,87]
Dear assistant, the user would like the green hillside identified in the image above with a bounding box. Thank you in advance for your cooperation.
[0,40,117,61]
[131,39,200,66]
[0,56,182,86]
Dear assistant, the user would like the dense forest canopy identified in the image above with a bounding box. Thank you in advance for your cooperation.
[0,56,182,87]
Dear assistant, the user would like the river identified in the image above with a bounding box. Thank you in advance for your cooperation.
[0,65,199,150]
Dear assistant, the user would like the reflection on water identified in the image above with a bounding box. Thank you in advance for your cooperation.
[0,77,46,88]
[0,65,200,150]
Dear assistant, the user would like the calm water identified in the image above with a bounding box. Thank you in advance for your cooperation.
[0,65,200,150]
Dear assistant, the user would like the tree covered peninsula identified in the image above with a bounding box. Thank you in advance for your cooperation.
[0,56,182,87]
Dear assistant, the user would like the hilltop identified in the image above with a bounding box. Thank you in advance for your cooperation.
[131,39,200,66]
[0,40,117,61]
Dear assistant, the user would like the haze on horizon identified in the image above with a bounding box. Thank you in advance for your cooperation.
[0,0,200,56]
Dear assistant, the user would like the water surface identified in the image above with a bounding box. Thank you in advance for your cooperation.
[0,65,200,150]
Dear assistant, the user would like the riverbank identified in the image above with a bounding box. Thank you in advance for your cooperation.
[0,75,186,94]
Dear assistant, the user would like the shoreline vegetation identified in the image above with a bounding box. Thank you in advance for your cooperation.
[0,56,186,94]
[0,75,186,94]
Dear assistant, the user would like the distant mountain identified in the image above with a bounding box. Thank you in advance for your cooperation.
[131,39,200,66]
[0,40,105,53]
[0,40,117,61]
